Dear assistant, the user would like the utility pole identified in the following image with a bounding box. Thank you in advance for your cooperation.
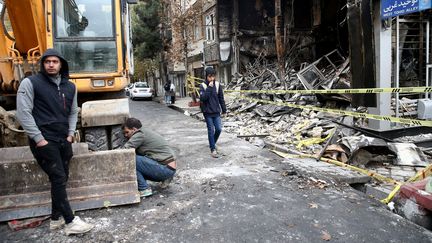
[232,0,239,80]
[275,0,285,82]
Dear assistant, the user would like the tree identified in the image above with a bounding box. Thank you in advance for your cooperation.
[160,0,203,66]
[132,0,162,61]
[133,58,159,82]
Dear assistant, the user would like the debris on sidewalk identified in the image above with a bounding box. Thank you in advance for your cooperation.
[396,177,432,230]
[225,50,431,187]
[225,49,353,156]
[8,216,49,231]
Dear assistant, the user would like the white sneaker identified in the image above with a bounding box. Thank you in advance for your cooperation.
[64,216,94,236]
[211,150,219,158]
[50,217,65,230]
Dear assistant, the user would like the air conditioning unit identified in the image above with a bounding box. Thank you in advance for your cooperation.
[417,99,432,119]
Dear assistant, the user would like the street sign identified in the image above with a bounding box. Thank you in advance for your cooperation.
[381,0,432,19]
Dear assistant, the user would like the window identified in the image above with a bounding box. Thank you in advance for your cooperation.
[135,83,149,88]
[193,19,202,41]
[53,0,117,73]
[205,13,216,41]
[55,0,114,38]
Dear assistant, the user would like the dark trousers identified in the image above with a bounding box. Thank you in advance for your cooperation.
[204,115,222,151]
[30,139,74,223]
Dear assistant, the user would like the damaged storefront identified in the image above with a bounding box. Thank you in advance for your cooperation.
[212,0,350,86]
[212,0,432,230]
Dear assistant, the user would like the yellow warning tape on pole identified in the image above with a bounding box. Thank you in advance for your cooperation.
[271,150,401,186]
[225,86,432,94]
[237,96,432,127]
[224,83,432,204]
[272,147,431,204]
[380,163,432,204]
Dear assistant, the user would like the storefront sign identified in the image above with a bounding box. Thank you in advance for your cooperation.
[381,0,432,19]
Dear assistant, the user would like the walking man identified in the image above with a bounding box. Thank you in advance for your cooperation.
[16,48,94,235]
[121,118,176,198]
[169,81,176,104]
[164,80,172,104]
[199,67,227,158]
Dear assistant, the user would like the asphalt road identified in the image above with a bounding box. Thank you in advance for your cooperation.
[1,99,431,242]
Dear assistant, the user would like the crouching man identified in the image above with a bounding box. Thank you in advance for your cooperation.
[121,118,176,197]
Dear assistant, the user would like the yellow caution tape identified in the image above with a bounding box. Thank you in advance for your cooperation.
[381,163,432,204]
[225,86,432,94]
[380,185,402,204]
[272,144,430,204]
[296,128,334,149]
[237,96,432,127]
[406,162,432,182]
[271,150,401,186]
[225,82,432,204]
[189,74,432,95]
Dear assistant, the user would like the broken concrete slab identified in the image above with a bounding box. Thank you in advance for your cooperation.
[388,143,429,167]
[0,149,139,222]
[282,157,371,185]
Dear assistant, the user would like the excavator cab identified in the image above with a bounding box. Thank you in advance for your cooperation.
[52,0,132,93]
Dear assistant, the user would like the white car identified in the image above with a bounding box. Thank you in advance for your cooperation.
[129,82,154,100]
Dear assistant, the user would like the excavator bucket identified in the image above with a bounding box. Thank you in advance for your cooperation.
[0,143,140,222]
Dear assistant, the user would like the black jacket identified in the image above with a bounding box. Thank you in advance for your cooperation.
[199,80,227,116]
[29,49,75,141]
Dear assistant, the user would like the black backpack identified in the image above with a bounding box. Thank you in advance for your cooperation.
[164,83,170,91]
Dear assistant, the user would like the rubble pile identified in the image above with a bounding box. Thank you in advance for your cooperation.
[224,106,337,155]
[225,50,351,155]
[223,50,431,187]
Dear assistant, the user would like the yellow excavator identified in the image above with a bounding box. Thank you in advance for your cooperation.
[0,0,140,222]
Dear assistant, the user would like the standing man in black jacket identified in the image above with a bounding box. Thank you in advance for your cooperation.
[16,49,94,236]
[199,67,227,158]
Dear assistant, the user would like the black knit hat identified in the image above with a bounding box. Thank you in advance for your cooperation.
[205,66,216,77]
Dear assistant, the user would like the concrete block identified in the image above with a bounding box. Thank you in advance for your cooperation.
[81,98,129,127]
[0,149,139,222]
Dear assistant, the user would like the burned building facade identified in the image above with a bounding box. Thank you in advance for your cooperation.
[205,0,350,84]
[168,0,432,130]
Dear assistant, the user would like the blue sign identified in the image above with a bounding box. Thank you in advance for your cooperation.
[381,0,432,19]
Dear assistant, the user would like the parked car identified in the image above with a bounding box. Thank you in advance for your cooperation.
[125,83,133,96]
[129,82,154,100]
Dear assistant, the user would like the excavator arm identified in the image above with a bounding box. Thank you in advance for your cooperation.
[0,0,47,93]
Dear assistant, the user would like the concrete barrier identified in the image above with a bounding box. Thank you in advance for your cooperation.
[0,144,139,222]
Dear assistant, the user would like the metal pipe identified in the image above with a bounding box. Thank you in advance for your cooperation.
[427,21,430,99]
[0,4,14,41]
[396,16,400,118]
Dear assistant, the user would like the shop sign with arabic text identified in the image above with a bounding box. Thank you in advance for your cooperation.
[381,0,432,19]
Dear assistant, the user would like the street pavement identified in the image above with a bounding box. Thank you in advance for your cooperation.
[1,99,432,242]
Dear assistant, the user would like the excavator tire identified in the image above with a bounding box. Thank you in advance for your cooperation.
[84,127,109,151]
[111,125,125,150]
